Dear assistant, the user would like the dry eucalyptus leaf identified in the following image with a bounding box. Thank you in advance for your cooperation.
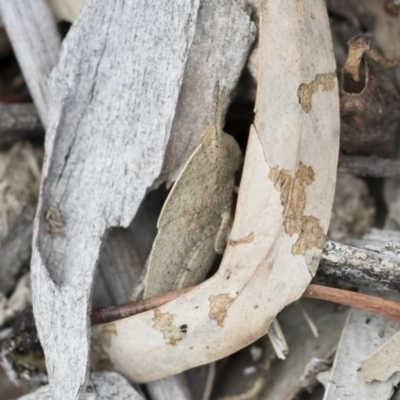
[91,0,339,383]
[324,290,400,400]
[361,329,400,383]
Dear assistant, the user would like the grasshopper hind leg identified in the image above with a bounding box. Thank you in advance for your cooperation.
[214,210,232,254]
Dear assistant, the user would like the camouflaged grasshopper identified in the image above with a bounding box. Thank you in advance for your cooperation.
[143,83,242,298]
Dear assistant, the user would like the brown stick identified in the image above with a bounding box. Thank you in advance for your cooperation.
[304,284,400,322]
[91,286,194,325]
[91,283,400,325]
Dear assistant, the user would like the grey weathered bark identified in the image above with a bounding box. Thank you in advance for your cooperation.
[95,227,142,307]
[18,372,144,400]
[318,240,400,290]
[29,0,255,398]
[160,0,256,184]
[0,0,61,127]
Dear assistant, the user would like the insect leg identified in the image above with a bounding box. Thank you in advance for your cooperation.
[214,210,232,254]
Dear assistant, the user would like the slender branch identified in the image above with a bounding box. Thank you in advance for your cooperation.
[91,239,400,324]
[338,154,400,178]
[91,286,194,325]
[91,282,400,325]
[304,284,400,322]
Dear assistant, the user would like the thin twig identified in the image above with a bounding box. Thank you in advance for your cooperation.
[91,283,400,325]
[91,286,194,325]
[304,284,400,322]
[338,154,400,178]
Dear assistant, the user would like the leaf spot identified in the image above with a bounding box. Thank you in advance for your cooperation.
[208,294,234,327]
[101,323,117,347]
[268,162,324,256]
[297,72,336,112]
[152,309,186,345]
[229,232,254,246]
[93,323,117,368]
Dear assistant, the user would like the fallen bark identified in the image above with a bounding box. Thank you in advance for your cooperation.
[319,240,400,290]
[0,0,61,127]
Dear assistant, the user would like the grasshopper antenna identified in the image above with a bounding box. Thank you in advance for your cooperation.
[216,85,226,138]
[210,81,220,126]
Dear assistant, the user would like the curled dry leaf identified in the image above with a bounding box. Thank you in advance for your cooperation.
[340,36,400,157]
[91,0,339,383]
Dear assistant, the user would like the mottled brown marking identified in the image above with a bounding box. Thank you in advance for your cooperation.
[268,162,324,255]
[101,323,117,346]
[152,309,186,345]
[93,323,117,368]
[297,72,336,112]
[229,232,254,246]
[45,204,64,235]
[208,293,234,327]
